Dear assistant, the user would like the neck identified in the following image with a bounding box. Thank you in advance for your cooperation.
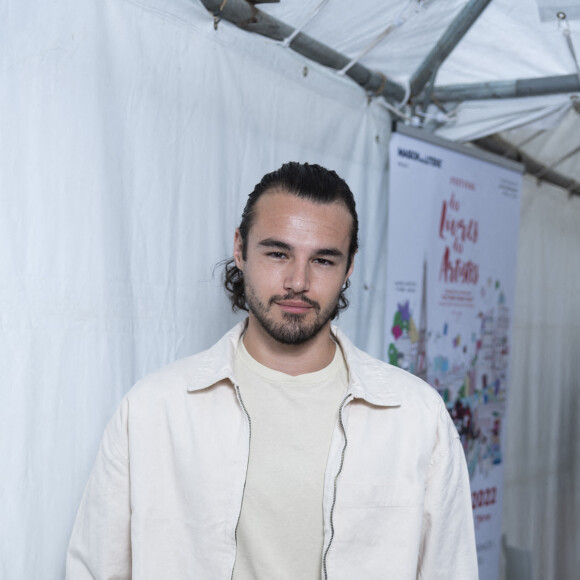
[242,316,336,376]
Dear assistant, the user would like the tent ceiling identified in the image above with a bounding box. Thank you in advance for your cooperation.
[504,101,580,179]
[255,0,580,86]
[202,0,580,191]
[486,103,580,195]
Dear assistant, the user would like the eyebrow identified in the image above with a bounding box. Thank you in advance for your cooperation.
[257,238,345,258]
[257,238,293,251]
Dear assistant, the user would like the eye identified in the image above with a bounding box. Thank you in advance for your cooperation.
[313,258,334,266]
[267,252,288,259]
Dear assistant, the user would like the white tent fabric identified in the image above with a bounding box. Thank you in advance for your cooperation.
[258,0,579,85]
[1,0,578,579]
[435,94,576,142]
[260,0,580,147]
[1,2,391,577]
[503,176,580,580]
[498,105,580,183]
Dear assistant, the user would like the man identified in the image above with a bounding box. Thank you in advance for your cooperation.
[67,162,478,579]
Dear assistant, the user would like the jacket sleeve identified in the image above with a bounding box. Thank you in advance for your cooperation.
[417,400,479,579]
[66,398,132,579]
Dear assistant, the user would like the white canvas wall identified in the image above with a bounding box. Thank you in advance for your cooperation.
[502,176,580,580]
[0,1,391,577]
[1,1,578,579]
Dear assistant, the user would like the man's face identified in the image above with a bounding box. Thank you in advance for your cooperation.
[233,189,354,346]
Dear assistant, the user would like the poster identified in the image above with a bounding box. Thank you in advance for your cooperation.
[384,127,522,580]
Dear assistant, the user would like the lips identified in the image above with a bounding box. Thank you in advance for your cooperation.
[275,300,313,314]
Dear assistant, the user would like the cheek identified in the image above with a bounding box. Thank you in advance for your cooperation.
[248,263,283,290]
[313,273,345,296]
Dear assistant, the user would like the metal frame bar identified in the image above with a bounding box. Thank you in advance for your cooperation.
[395,124,580,196]
[199,0,579,194]
[409,0,493,98]
[433,74,580,102]
[199,0,406,103]
[533,144,580,180]
[474,135,580,196]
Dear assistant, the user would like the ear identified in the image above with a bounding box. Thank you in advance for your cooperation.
[233,229,244,270]
[344,250,356,283]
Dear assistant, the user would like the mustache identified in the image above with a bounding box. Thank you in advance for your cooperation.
[269,292,320,312]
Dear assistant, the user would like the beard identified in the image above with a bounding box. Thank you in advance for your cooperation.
[245,285,339,346]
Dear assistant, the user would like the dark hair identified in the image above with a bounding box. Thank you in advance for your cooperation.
[223,162,359,318]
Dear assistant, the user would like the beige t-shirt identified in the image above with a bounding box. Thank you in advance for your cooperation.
[231,338,349,580]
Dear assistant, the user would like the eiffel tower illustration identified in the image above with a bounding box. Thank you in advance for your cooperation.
[414,258,428,381]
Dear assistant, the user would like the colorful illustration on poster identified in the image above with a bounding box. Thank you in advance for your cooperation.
[387,271,509,479]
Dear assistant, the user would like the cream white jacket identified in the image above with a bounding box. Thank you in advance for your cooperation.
[66,322,478,579]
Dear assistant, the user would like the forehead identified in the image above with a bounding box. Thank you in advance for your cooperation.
[248,190,353,249]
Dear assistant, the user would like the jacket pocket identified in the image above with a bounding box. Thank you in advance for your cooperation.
[329,482,425,578]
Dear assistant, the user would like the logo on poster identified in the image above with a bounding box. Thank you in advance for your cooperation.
[397,148,442,168]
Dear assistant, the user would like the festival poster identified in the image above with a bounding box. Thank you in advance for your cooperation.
[384,128,522,580]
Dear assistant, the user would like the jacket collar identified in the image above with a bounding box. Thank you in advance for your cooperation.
[186,320,402,407]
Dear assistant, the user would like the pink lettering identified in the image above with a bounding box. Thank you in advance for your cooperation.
[439,247,479,284]
[438,198,479,248]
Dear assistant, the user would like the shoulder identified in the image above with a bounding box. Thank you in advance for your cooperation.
[127,353,205,401]
[348,346,460,452]
[334,326,442,410]
[126,322,245,404]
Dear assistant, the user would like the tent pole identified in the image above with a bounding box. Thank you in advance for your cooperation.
[432,74,580,101]
[409,0,493,98]
[199,0,407,103]
[474,135,580,196]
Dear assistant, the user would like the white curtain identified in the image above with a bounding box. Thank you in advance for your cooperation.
[1,1,578,579]
[1,1,391,577]
[501,176,580,580]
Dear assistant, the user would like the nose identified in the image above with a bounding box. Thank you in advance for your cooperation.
[283,259,310,294]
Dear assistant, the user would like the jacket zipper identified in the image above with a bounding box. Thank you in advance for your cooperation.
[322,393,352,580]
[231,384,252,580]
